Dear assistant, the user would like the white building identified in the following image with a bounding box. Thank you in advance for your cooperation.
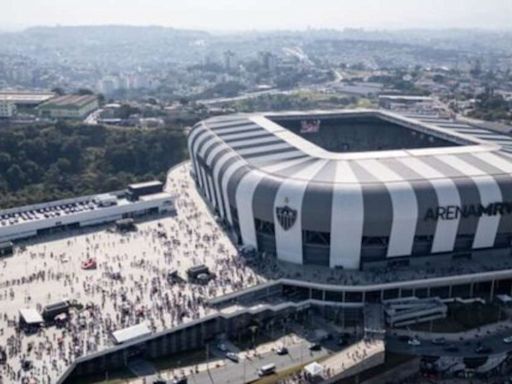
[0,187,174,243]
[0,100,16,118]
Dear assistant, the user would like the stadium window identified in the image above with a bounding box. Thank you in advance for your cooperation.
[362,237,388,246]
[303,230,330,245]
[255,218,275,235]
[454,234,474,251]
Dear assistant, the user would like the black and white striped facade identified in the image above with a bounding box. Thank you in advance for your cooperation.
[188,109,512,270]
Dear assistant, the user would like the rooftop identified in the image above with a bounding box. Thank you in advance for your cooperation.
[0,91,55,104]
[38,94,98,109]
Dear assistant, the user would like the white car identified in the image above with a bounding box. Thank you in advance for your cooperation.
[408,338,421,346]
[503,336,512,344]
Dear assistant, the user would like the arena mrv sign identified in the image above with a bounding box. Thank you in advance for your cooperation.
[425,202,512,221]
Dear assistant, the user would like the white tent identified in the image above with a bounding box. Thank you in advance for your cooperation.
[19,308,44,325]
[304,361,324,377]
[112,322,151,344]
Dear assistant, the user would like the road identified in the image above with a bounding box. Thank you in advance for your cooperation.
[386,330,512,358]
[188,341,329,384]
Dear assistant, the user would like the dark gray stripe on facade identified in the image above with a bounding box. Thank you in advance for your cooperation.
[206,119,252,129]
[208,147,232,168]
[252,158,319,223]
[384,158,439,239]
[422,156,481,236]
[188,125,209,178]
[254,155,309,169]
[346,162,393,239]
[231,140,283,151]
[244,146,297,159]
[253,177,282,223]
[217,155,244,219]
[224,133,274,144]
[209,122,259,131]
[216,127,265,137]
[227,165,253,219]
[460,154,512,241]
[195,134,219,194]
[196,133,218,157]
[301,161,336,232]
[271,158,319,179]
[202,139,225,162]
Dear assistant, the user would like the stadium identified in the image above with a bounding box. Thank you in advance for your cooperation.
[188,109,512,270]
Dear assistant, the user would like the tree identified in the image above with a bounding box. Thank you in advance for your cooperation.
[51,87,65,96]
[6,164,25,190]
[77,88,94,95]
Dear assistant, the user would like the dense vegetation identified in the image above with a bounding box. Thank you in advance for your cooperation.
[468,90,512,123]
[0,122,188,209]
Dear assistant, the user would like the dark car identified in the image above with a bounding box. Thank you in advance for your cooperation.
[432,337,446,345]
[309,343,322,351]
[475,345,492,354]
[276,346,288,355]
[444,345,459,352]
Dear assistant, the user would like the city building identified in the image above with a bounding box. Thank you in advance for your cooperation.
[0,91,55,110]
[189,109,512,270]
[379,94,435,111]
[37,94,99,119]
[0,182,174,243]
[0,100,16,118]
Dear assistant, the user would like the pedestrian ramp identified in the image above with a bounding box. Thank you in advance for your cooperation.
[383,297,447,327]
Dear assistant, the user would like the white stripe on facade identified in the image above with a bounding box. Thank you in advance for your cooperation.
[437,155,502,249]
[473,152,512,173]
[235,157,313,248]
[397,156,461,253]
[274,160,329,264]
[330,161,363,269]
[357,159,418,257]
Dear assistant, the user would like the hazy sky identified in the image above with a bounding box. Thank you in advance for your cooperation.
[2,0,512,31]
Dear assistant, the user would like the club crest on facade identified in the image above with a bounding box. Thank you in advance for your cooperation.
[276,198,297,231]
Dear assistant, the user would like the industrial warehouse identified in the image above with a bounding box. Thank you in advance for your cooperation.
[188,110,512,270]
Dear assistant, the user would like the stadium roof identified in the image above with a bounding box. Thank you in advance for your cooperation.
[189,109,512,185]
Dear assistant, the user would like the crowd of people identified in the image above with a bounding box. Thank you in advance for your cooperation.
[0,163,266,384]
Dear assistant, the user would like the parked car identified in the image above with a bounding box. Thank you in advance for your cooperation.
[309,343,322,351]
[475,345,492,354]
[276,346,288,355]
[444,344,459,352]
[226,352,239,363]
